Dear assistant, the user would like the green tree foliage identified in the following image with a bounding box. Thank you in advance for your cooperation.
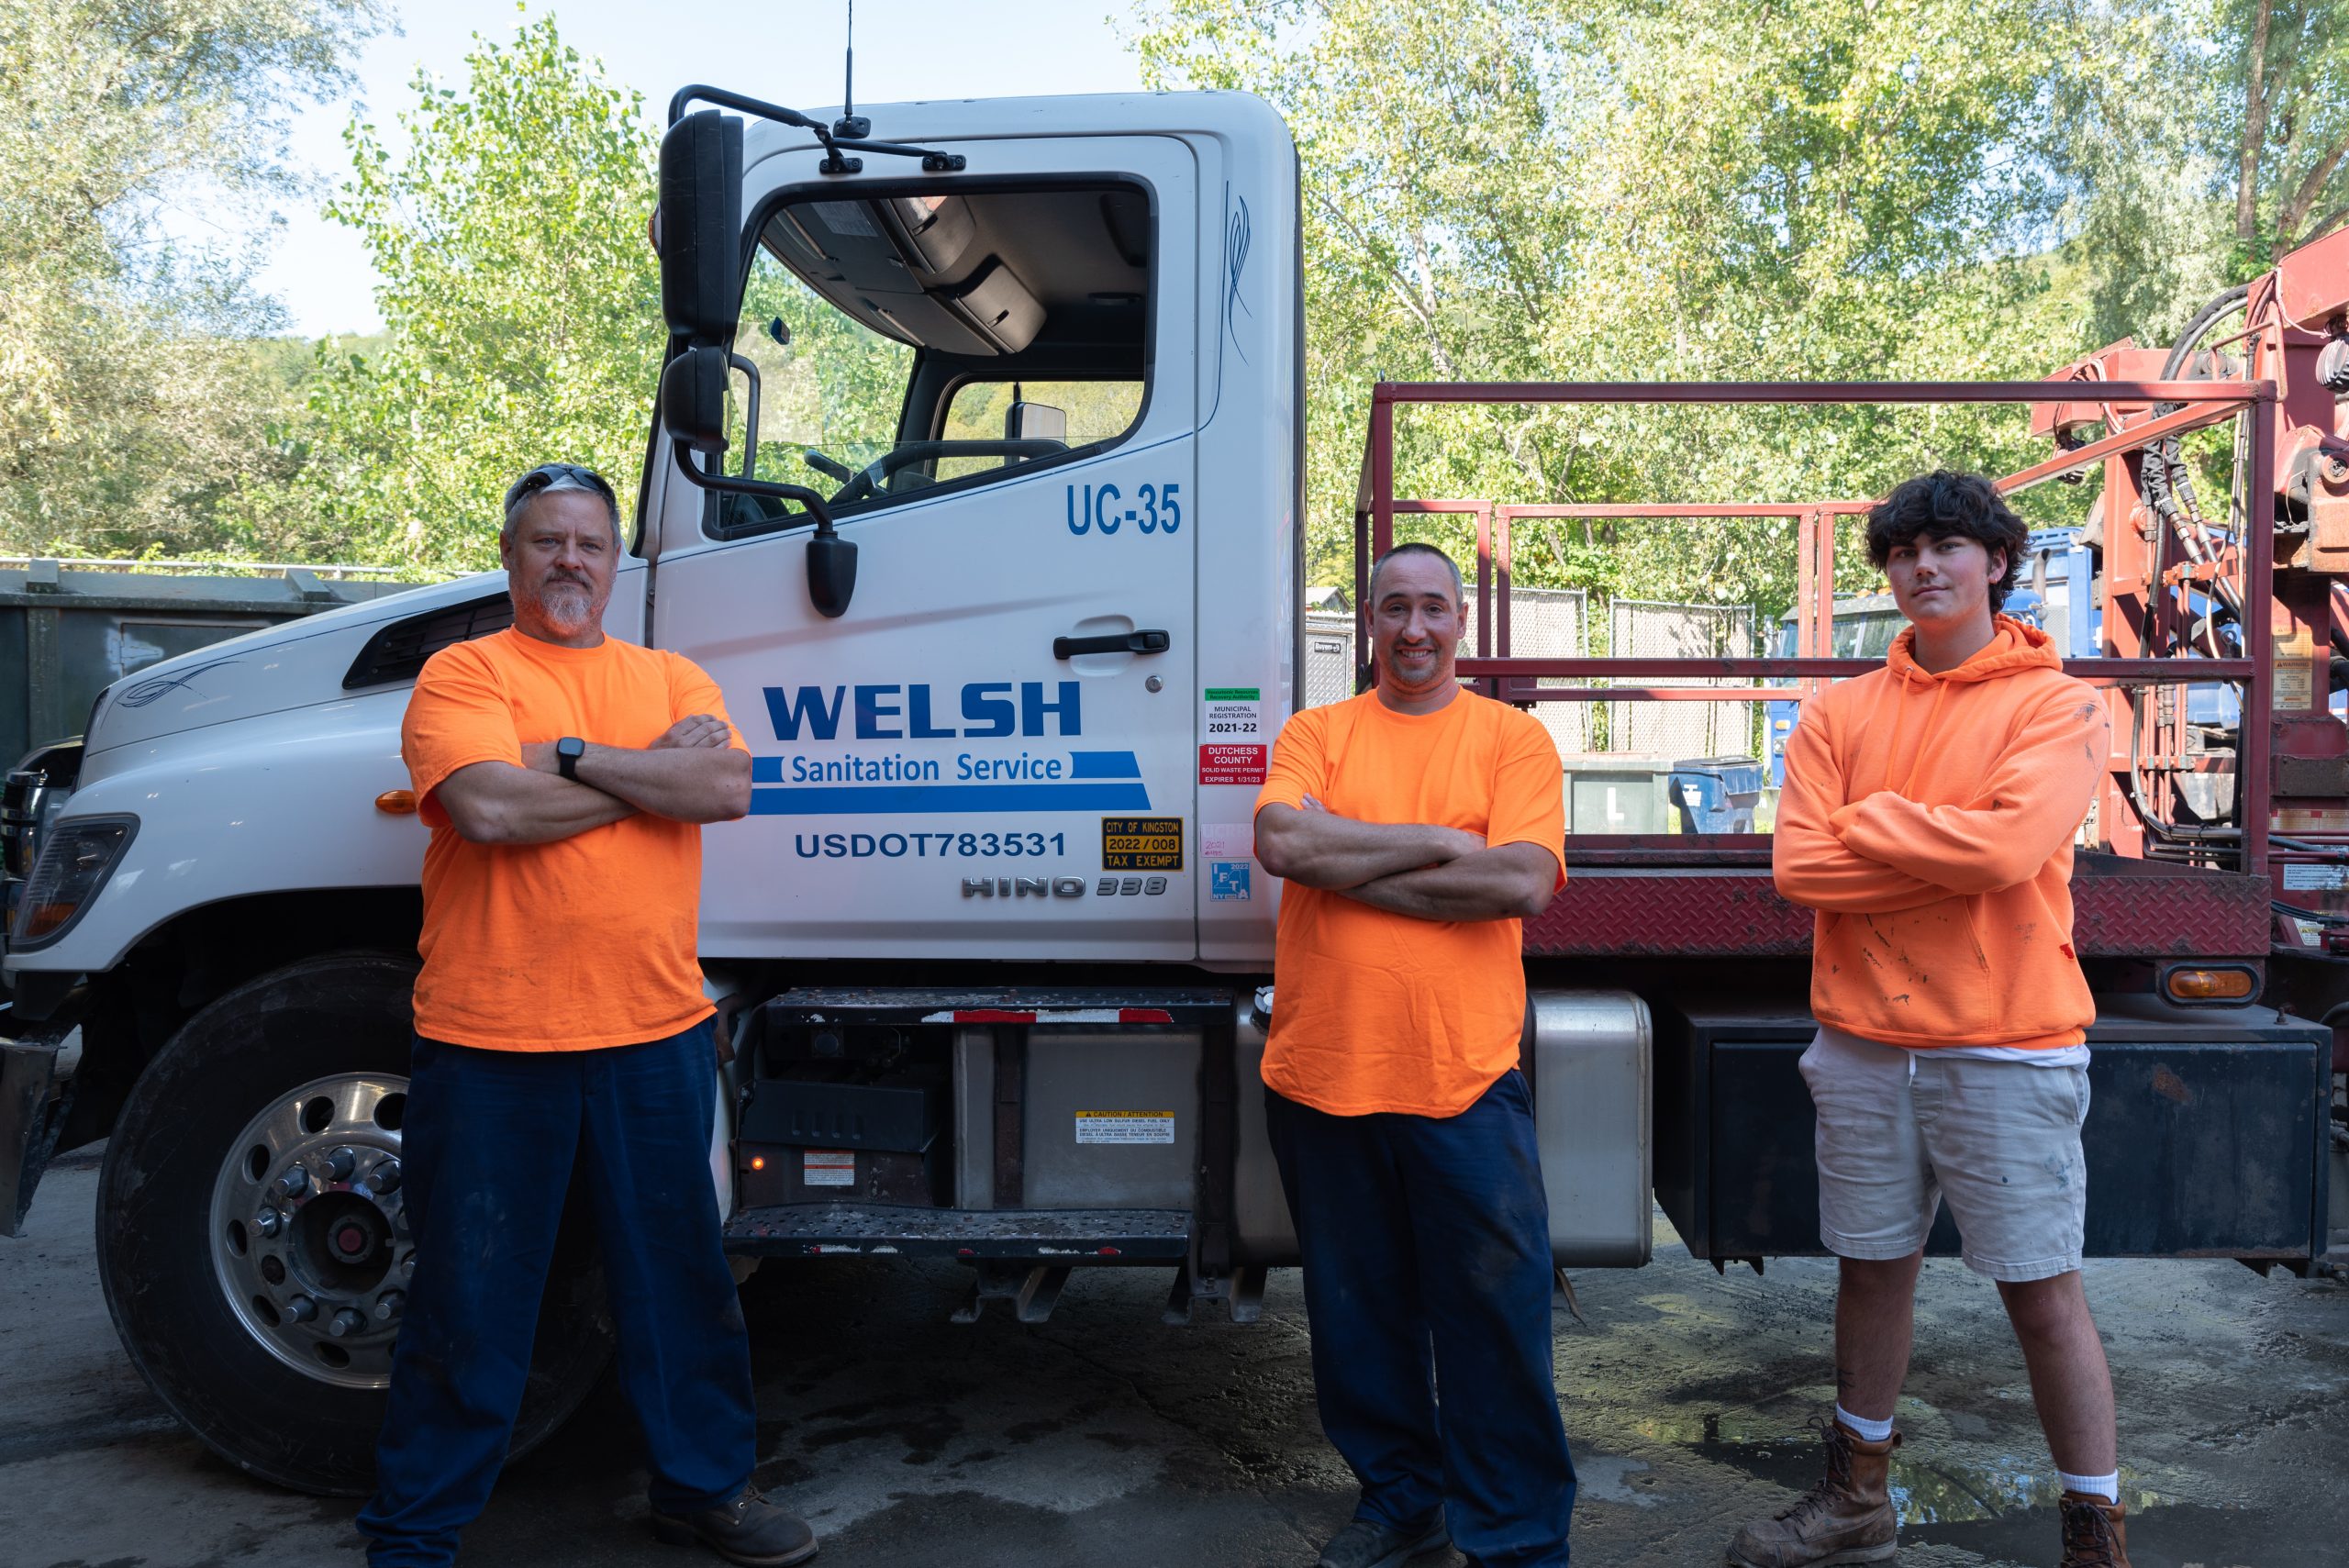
[262,18,664,573]
[2220,0,2349,275]
[1133,0,2143,624]
[0,0,378,556]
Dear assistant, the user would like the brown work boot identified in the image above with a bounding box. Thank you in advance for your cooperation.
[1725,1417,1899,1568]
[2058,1491,2132,1567]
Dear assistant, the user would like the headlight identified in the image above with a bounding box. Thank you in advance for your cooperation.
[10,817,137,948]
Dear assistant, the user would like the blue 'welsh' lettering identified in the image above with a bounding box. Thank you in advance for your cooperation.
[764,685,845,740]
[761,681,1083,741]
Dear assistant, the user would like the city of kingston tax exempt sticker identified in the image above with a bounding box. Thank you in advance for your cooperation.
[1101,816,1185,871]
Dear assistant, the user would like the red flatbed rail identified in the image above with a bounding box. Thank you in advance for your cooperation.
[1346,379,2284,962]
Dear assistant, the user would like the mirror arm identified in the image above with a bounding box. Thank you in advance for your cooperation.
[666,83,965,173]
[671,443,837,531]
[727,352,761,481]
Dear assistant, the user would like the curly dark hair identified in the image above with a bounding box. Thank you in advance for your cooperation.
[1865,471,2030,612]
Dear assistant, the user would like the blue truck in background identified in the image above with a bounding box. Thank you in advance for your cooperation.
[1762,526,2196,785]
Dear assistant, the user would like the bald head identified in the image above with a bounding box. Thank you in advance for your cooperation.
[1368,542,1464,608]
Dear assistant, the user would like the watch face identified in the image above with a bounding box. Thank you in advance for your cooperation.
[558,738,584,758]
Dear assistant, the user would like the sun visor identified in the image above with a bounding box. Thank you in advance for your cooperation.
[946,258,1045,355]
[775,199,996,354]
[882,194,977,276]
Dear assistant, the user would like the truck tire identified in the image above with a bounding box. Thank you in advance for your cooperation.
[96,951,614,1496]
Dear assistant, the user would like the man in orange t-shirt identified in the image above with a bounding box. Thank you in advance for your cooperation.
[358,465,813,1568]
[1253,543,1573,1568]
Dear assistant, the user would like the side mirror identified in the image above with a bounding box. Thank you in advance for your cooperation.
[658,110,744,343]
[660,345,730,454]
[1005,399,1067,442]
[807,530,858,619]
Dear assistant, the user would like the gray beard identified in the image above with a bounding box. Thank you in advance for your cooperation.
[534,584,597,635]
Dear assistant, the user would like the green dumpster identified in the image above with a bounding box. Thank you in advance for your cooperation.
[1557,752,1675,834]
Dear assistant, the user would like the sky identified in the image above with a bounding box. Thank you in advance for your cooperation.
[243,0,1150,337]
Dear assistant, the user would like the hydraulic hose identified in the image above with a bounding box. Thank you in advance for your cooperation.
[2141,284,2252,619]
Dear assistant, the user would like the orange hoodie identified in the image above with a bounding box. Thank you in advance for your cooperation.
[1772,616,2110,1051]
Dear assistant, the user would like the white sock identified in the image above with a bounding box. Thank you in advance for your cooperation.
[1833,1404,1895,1442]
[2059,1470,2120,1503]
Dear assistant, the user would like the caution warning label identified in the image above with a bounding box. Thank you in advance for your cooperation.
[1075,1110,1176,1145]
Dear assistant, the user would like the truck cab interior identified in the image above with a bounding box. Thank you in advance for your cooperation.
[706,180,1153,539]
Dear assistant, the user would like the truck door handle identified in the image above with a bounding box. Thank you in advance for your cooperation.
[1053,629,1171,660]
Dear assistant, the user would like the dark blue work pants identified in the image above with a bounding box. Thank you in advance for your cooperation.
[358,1022,753,1566]
[1266,1071,1576,1567]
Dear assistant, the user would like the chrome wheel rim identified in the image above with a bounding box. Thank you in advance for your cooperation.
[207,1073,410,1389]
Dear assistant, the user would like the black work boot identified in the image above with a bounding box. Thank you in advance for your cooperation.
[1316,1514,1449,1568]
[651,1485,818,1566]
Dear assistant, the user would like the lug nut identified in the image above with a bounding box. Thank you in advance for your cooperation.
[325,1147,358,1182]
[253,1207,284,1239]
[365,1158,402,1195]
[285,1295,318,1323]
[274,1166,309,1201]
[399,1250,417,1278]
[373,1291,406,1323]
[329,1307,368,1339]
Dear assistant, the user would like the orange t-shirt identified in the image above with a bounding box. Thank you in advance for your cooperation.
[401,628,745,1051]
[1252,690,1565,1118]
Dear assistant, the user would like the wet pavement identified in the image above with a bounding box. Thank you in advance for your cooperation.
[3,1150,2343,1568]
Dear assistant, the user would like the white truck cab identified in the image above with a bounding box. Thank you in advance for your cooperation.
[0,90,1650,1496]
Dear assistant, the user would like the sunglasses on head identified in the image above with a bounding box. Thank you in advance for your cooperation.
[502,462,616,515]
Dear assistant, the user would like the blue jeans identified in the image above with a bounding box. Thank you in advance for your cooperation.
[358,1022,753,1566]
[1266,1071,1576,1567]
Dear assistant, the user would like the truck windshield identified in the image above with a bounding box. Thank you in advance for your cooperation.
[716,182,1153,531]
[735,256,914,482]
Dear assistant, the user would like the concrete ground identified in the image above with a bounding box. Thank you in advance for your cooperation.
[3,1149,2343,1568]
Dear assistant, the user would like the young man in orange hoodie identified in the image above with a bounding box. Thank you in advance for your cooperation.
[1738,473,2131,1568]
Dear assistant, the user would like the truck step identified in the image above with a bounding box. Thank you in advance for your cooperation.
[722,1203,1190,1260]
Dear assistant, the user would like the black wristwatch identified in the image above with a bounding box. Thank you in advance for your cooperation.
[555,736,585,782]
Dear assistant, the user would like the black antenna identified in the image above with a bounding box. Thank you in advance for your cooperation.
[834,1,870,139]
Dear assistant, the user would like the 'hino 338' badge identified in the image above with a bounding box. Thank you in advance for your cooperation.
[958,876,1172,898]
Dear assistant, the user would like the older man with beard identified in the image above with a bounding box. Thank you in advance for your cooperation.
[357,465,816,1568]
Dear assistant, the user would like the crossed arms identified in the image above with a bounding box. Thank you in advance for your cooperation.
[1772,690,2109,912]
[434,713,752,845]
[1254,797,1559,921]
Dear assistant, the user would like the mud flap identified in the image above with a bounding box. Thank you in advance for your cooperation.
[0,1035,70,1236]
[1656,996,2333,1265]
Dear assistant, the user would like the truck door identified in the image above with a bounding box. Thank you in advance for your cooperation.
[650,132,1200,962]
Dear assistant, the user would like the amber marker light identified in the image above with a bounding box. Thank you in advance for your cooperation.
[374,791,418,815]
[2163,966,2256,1002]
[750,1155,767,1171]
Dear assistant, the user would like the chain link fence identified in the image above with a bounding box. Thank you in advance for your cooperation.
[1471,586,1591,754]
[1604,600,1756,759]
[1303,612,1359,708]
[1305,589,1591,757]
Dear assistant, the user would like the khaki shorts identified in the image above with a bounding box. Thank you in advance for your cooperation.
[1798,1028,2090,1282]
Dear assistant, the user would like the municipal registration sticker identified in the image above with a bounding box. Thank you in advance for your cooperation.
[1074,1110,1176,1145]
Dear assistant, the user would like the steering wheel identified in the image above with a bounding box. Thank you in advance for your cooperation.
[825,439,1071,505]
[801,448,856,484]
